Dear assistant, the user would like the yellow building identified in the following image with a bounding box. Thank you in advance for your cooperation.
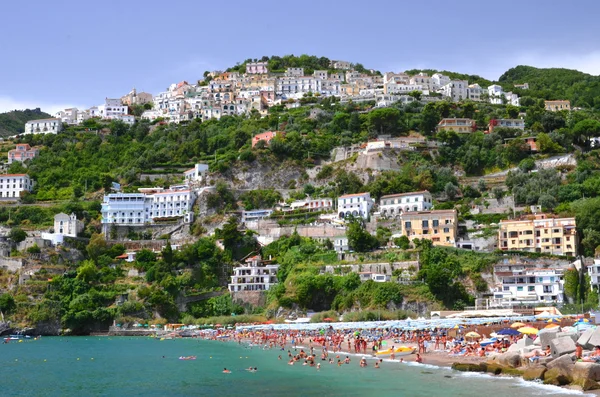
[544,100,570,112]
[498,214,577,256]
[399,209,458,247]
[437,118,475,134]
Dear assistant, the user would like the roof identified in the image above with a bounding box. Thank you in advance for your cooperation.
[26,118,60,123]
[153,189,191,195]
[339,192,370,199]
[401,209,457,216]
[380,190,430,199]
[2,174,28,177]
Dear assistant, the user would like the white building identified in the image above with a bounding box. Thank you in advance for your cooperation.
[379,191,433,218]
[439,80,468,102]
[241,209,273,224]
[285,67,304,76]
[54,213,84,237]
[588,259,600,291]
[337,192,374,220]
[183,164,209,183]
[492,267,564,305]
[23,118,63,135]
[276,76,322,96]
[55,108,79,125]
[334,236,349,252]
[228,255,279,292]
[409,73,435,91]
[290,198,333,212]
[0,174,34,199]
[246,62,269,74]
[358,272,391,282]
[101,187,196,235]
[467,84,484,101]
[488,85,520,106]
[431,73,451,90]
[97,98,129,120]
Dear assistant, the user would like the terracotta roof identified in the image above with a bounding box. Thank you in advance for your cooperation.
[339,192,370,199]
[2,174,28,177]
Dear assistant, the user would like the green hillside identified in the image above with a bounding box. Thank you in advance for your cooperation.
[499,65,600,108]
[0,108,53,137]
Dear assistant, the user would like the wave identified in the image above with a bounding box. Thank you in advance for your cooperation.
[513,378,592,396]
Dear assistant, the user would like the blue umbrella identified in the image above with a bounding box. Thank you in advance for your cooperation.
[496,328,520,336]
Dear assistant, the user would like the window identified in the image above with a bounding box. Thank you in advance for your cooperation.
[517,286,523,292]
[503,286,509,291]
[443,228,450,233]
[528,286,535,292]
[405,221,411,229]
[422,220,429,228]
[432,220,439,227]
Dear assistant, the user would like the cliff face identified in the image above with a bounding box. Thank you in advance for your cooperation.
[219,159,307,190]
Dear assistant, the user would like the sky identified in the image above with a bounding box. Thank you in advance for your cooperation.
[1,0,600,113]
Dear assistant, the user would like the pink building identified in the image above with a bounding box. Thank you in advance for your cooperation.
[8,144,40,164]
[252,131,284,148]
[246,62,269,75]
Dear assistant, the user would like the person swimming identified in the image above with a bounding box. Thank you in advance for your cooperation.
[223,368,231,373]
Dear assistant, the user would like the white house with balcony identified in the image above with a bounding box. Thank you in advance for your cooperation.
[101,187,196,235]
[183,163,209,183]
[0,174,34,199]
[337,192,374,220]
[228,255,279,292]
[23,118,63,135]
[588,259,600,291]
[379,191,433,218]
[290,198,333,212]
[492,267,564,305]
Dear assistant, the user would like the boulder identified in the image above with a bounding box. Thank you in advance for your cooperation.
[506,343,520,353]
[451,362,485,372]
[550,336,577,358]
[522,366,547,381]
[546,354,575,380]
[544,367,572,386]
[539,327,560,348]
[556,331,579,343]
[573,362,600,382]
[587,327,600,348]
[572,362,600,391]
[516,336,533,347]
[497,352,522,368]
[578,328,595,349]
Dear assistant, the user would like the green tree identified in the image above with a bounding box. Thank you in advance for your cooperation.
[86,233,108,264]
[444,182,459,200]
[573,119,600,149]
[346,218,378,252]
[76,260,98,284]
[582,228,600,257]
[0,293,16,315]
[9,227,27,243]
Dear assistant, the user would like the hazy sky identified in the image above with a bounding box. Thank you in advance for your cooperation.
[1,0,599,113]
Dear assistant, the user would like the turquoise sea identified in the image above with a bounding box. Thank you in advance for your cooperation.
[0,337,590,396]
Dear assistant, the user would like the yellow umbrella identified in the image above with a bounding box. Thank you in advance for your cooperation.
[465,331,481,339]
[544,323,559,329]
[518,326,539,335]
[511,322,526,328]
[547,318,558,323]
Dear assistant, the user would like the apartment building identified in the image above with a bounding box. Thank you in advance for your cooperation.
[101,187,196,235]
[488,118,525,133]
[545,100,571,112]
[337,192,374,220]
[398,209,458,247]
[289,198,333,212]
[498,214,577,256]
[439,80,468,102]
[8,144,39,164]
[241,209,273,224]
[246,62,269,74]
[23,118,63,135]
[0,174,34,199]
[493,266,564,305]
[228,255,279,292]
[379,190,433,217]
[437,118,476,134]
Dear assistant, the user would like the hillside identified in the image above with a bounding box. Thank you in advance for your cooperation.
[0,108,53,137]
[499,65,600,107]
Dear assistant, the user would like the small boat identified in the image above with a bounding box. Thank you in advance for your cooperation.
[179,356,197,360]
[375,346,415,357]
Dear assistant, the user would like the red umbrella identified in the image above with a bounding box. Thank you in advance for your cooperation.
[323,318,334,322]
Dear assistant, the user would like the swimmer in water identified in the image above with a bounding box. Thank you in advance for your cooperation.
[223,368,231,373]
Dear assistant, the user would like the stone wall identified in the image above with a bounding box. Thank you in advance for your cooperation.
[0,257,23,272]
[323,261,419,275]
[231,291,267,307]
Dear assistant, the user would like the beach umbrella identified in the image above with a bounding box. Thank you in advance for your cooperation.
[496,328,520,336]
[465,331,481,339]
[517,326,539,335]
[323,318,333,322]
[547,318,559,323]
[544,323,560,329]
[510,322,526,328]
[577,318,590,323]
[480,338,497,346]
[453,325,464,329]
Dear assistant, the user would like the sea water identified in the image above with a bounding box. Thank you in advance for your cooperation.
[0,337,591,396]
